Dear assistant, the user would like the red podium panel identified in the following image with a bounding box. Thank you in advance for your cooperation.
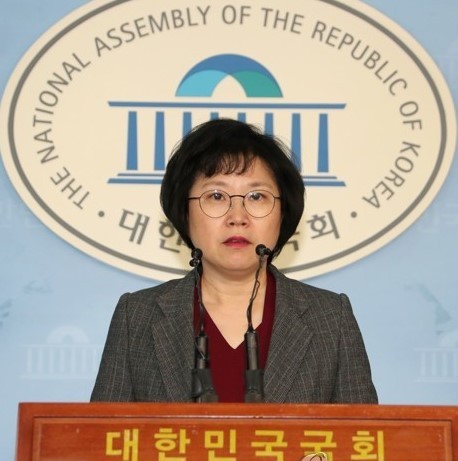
[16,402,457,460]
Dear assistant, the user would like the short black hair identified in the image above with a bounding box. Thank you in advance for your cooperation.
[160,118,305,260]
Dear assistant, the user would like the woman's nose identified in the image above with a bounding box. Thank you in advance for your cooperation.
[226,196,249,223]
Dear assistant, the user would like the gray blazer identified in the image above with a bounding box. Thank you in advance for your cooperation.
[91,266,378,403]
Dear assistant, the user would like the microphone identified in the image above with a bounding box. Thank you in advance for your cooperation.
[189,248,203,267]
[255,244,272,258]
[246,244,272,330]
[244,244,271,403]
[190,248,218,403]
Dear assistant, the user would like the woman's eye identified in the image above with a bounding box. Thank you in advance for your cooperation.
[248,191,264,201]
[209,192,225,201]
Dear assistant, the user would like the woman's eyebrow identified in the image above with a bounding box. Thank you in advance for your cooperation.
[198,180,276,190]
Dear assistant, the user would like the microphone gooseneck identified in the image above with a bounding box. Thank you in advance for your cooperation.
[190,248,218,403]
[246,245,272,329]
[244,244,271,403]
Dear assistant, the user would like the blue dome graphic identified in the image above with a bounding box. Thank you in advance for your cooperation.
[176,54,283,97]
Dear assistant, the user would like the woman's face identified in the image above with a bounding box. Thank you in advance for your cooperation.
[188,158,281,277]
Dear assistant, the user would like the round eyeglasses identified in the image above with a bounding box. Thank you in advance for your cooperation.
[188,190,281,218]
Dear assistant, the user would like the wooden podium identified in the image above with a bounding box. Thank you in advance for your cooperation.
[16,402,458,460]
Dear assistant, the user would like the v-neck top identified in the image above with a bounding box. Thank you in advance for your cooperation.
[193,271,276,402]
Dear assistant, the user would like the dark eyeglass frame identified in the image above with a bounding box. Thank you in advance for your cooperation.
[188,189,281,218]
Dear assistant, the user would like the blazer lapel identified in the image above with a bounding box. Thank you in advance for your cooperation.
[264,267,314,402]
[151,273,196,402]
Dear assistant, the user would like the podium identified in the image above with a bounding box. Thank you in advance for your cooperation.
[16,402,458,460]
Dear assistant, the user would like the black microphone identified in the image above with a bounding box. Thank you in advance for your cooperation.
[189,248,203,267]
[244,244,271,402]
[190,248,218,403]
[255,244,272,258]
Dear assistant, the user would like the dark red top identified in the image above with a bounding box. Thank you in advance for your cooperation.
[193,271,276,402]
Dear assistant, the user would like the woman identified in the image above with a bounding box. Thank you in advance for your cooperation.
[91,118,377,403]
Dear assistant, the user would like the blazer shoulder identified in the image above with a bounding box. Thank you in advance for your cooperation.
[270,265,349,315]
[125,277,184,301]
[117,271,195,315]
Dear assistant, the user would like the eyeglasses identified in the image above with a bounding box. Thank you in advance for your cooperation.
[188,190,281,218]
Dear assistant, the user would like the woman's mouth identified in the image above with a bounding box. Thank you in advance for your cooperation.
[223,237,250,248]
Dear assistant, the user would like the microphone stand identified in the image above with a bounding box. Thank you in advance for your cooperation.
[244,244,270,402]
[190,249,218,403]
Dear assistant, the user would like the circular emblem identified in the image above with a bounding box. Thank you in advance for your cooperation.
[0,0,456,281]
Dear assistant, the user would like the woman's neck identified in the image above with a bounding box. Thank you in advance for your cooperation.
[199,267,268,348]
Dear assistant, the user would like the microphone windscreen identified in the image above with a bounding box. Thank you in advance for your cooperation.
[192,248,203,260]
[255,244,272,256]
[190,248,203,267]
